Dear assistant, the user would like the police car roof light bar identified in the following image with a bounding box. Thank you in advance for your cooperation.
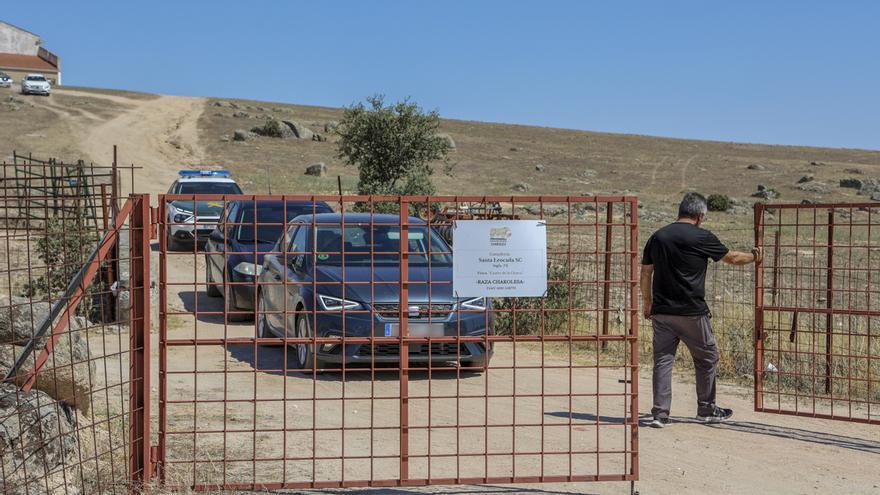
[178,170,231,178]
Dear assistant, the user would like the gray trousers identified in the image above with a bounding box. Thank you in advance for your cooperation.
[651,313,718,417]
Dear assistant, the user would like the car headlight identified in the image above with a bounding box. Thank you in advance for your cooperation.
[318,295,361,311]
[173,213,192,223]
[460,297,487,310]
[233,262,262,277]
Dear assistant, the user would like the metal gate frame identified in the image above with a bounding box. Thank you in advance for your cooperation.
[754,201,879,425]
[152,194,640,491]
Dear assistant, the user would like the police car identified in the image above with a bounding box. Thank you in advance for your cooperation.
[166,170,243,250]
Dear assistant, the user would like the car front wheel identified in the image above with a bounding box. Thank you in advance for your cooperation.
[294,314,322,371]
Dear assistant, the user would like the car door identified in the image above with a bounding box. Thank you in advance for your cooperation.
[262,225,296,330]
[207,203,237,288]
[283,225,309,336]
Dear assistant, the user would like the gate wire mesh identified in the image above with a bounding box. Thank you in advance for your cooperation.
[0,157,146,494]
[157,194,639,491]
[756,202,880,424]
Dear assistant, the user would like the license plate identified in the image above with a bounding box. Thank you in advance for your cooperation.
[383,323,445,337]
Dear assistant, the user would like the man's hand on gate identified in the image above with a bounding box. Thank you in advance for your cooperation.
[751,247,763,264]
[642,301,652,320]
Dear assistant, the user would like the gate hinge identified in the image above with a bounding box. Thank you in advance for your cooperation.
[150,207,160,240]
[150,445,160,478]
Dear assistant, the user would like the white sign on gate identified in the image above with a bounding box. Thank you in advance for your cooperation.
[452,220,547,297]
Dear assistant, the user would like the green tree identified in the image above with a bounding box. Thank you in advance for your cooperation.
[336,95,451,204]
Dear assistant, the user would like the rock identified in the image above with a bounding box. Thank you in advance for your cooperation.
[797,182,830,194]
[809,161,826,166]
[233,129,255,142]
[0,383,79,495]
[840,178,863,189]
[231,111,250,119]
[437,133,456,150]
[844,168,863,175]
[509,147,519,152]
[523,205,565,216]
[280,120,314,140]
[324,121,339,133]
[747,164,766,171]
[0,297,52,346]
[512,183,531,192]
[312,133,326,142]
[305,163,327,177]
[0,298,95,413]
[535,164,545,172]
[801,199,818,205]
[220,135,230,142]
[752,187,778,200]
[859,179,880,196]
[797,175,814,183]
[212,101,232,108]
[756,184,767,192]
[872,192,880,202]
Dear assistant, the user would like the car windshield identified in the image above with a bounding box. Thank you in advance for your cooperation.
[25,76,46,81]
[235,204,331,243]
[177,182,242,195]
[313,224,452,267]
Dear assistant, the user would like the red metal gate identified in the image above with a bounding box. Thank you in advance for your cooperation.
[155,194,639,491]
[755,202,880,424]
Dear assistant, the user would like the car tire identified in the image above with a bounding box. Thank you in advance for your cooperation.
[256,295,279,344]
[165,232,180,252]
[205,262,221,297]
[294,313,323,371]
[226,287,251,322]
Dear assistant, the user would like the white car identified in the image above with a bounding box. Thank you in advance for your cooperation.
[0,72,12,88]
[165,170,243,250]
[21,74,51,96]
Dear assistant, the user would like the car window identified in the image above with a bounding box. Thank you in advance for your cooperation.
[313,225,451,267]
[167,181,179,194]
[26,76,46,81]
[177,182,242,195]
[222,203,238,237]
[289,226,307,252]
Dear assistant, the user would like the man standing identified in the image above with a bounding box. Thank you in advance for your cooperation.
[640,192,761,428]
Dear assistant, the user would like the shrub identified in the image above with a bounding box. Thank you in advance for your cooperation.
[493,260,583,335]
[707,194,732,212]
[251,119,285,138]
[336,95,451,212]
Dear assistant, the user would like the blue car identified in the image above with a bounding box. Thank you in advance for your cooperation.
[205,200,333,320]
[256,213,493,370]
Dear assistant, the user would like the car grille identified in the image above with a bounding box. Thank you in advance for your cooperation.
[372,303,454,320]
[357,343,469,358]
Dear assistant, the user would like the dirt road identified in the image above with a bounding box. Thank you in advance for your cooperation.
[51,88,206,195]
[49,89,877,494]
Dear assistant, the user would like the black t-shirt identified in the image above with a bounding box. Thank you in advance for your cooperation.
[642,222,729,316]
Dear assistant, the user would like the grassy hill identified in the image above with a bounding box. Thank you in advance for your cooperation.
[198,96,880,246]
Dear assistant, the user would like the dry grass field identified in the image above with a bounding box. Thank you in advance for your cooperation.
[2,86,879,494]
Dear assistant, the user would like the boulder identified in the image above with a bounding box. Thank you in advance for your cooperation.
[535,164,546,172]
[797,175,814,183]
[280,120,314,140]
[436,133,456,150]
[747,164,766,171]
[840,178,863,189]
[844,168,863,175]
[233,129,255,142]
[305,163,327,177]
[512,183,531,192]
[797,182,830,194]
[324,121,339,133]
[0,297,52,346]
[0,383,79,495]
[523,205,565,217]
[859,179,880,196]
[231,111,250,119]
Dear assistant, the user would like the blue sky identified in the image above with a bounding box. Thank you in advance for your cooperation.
[4,1,878,150]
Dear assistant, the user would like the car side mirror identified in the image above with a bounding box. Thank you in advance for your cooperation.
[210,229,225,242]
[289,254,305,272]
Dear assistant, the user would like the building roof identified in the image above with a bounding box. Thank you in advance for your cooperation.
[0,52,58,72]
[0,21,41,39]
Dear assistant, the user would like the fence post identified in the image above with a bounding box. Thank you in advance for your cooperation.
[824,209,835,395]
[129,193,152,490]
[601,202,614,348]
[753,203,765,411]
[398,197,410,482]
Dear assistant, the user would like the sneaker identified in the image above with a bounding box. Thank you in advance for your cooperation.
[649,416,670,428]
[697,406,733,424]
